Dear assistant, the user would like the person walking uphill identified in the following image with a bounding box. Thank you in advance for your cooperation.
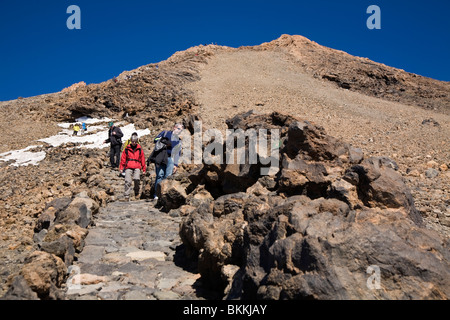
[104,122,123,169]
[119,134,146,201]
[81,122,87,135]
[148,123,184,200]
[73,123,81,136]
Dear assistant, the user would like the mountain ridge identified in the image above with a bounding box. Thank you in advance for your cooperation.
[1,34,448,154]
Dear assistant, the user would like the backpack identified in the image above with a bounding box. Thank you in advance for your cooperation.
[147,131,171,165]
[154,131,169,152]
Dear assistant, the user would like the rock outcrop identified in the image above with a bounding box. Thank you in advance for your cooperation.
[17,251,67,300]
[2,192,99,299]
[0,149,119,299]
[178,111,450,299]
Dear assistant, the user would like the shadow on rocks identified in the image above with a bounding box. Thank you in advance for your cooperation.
[173,244,223,300]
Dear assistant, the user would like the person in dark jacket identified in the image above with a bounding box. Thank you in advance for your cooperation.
[149,123,183,200]
[119,134,146,201]
[104,122,123,169]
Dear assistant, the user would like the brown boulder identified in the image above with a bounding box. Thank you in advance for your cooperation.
[285,120,349,161]
[34,207,57,233]
[20,251,67,299]
[34,197,72,232]
[65,224,89,252]
[185,184,214,207]
[157,177,189,212]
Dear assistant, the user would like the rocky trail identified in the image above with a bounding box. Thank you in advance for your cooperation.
[64,168,213,300]
[66,200,203,300]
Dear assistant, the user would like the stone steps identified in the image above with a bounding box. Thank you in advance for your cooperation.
[65,199,209,300]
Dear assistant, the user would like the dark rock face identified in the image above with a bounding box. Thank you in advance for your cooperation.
[346,157,422,226]
[40,235,76,267]
[0,276,39,300]
[178,111,450,299]
[242,199,449,300]
[17,251,67,300]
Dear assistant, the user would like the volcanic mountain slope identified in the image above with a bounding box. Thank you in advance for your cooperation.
[0,34,449,298]
[259,35,449,114]
[186,35,449,235]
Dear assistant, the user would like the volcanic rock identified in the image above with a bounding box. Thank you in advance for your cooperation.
[0,276,39,300]
[19,251,67,300]
[179,111,450,299]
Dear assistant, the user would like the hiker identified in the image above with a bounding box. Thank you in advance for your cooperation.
[104,122,123,169]
[148,123,183,200]
[81,122,87,135]
[119,134,146,201]
[73,123,80,136]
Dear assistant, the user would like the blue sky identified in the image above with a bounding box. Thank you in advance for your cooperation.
[0,0,449,101]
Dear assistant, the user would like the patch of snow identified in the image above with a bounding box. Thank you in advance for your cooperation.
[0,145,46,167]
[1,118,151,167]
[75,116,113,124]
[40,123,150,149]
[58,117,113,129]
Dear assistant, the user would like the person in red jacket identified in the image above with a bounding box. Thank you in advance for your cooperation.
[119,133,146,201]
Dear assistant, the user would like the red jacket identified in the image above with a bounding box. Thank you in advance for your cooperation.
[120,144,146,172]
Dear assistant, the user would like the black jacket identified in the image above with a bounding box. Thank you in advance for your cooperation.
[147,136,171,166]
[105,126,123,146]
